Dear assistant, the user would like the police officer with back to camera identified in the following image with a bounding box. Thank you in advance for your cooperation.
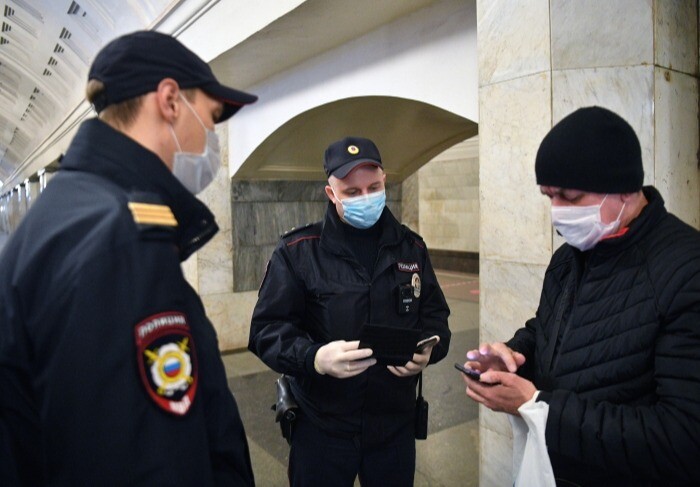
[249,136,451,486]
[0,31,257,486]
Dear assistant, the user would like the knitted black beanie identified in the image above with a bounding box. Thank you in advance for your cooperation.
[535,106,644,193]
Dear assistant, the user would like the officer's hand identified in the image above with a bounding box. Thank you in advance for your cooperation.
[314,340,376,378]
[465,342,525,374]
[387,337,438,377]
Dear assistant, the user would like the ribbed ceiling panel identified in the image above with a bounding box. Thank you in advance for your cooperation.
[0,0,172,190]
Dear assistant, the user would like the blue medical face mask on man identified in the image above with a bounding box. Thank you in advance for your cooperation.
[332,188,386,229]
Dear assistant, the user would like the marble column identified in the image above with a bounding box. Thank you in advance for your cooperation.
[0,193,8,234]
[477,1,699,485]
[181,123,259,350]
[25,175,40,209]
[11,185,27,232]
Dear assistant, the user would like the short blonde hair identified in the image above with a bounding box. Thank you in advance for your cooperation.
[86,79,144,127]
[86,80,198,127]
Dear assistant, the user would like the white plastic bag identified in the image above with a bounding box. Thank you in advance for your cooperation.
[509,393,556,487]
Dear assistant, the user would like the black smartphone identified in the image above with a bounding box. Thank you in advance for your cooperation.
[454,362,484,381]
[415,336,439,353]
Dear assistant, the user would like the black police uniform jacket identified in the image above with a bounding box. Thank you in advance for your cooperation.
[249,203,451,445]
[508,187,700,486]
[0,119,254,486]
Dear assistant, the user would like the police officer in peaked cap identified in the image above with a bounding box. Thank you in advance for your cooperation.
[0,31,256,485]
[249,136,451,486]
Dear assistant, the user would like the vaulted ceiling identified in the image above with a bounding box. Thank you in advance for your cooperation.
[0,0,173,189]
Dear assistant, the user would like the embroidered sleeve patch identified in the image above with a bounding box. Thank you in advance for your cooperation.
[134,312,198,416]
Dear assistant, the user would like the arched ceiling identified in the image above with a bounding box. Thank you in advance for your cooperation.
[236,96,478,183]
[0,0,476,190]
[0,0,174,190]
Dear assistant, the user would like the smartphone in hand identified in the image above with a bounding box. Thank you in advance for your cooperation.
[415,335,439,353]
[454,362,493,385]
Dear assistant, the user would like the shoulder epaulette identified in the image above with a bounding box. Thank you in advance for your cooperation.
[128,193,178,228]
[281,222,316,238]
[402,224,424,242]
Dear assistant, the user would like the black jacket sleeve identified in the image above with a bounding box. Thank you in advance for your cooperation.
[416,247,451,364]
[504,234,700,482]
[1,226,255,486]
[543,252,700,483]
[248,244,319,376]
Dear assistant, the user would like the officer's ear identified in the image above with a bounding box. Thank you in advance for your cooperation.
[324,184,337,203]
[155,78,180,122]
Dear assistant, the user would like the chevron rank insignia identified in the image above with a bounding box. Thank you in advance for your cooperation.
[128,202,178,227]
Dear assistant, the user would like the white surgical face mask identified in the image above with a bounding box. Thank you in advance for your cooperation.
[551,195,626,251]
[170,94,221,194]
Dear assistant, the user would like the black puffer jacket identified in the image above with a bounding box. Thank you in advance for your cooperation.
[249,204,450,446]
[508,187,700,486]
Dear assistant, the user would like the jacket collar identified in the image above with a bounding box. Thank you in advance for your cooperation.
[589,186,666,255]
[59,118,218,260]
[320,202,405,258]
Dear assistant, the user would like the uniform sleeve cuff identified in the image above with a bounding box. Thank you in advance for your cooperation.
[304,344,324,375]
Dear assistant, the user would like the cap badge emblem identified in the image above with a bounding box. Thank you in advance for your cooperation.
[347,145,359,155]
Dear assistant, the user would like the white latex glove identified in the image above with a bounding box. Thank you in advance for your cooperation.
[314,340,376,378]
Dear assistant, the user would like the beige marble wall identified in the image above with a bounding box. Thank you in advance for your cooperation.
[401,172,419,231]
[654,67,699,227]
[181,122,257,351]
[418,136,480,253]
[477,0,699,485]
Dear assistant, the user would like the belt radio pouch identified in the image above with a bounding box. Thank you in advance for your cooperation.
[272,375,299,445]
[415,372,429,440]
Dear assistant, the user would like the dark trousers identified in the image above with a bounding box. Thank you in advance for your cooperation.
[288,415,416,487]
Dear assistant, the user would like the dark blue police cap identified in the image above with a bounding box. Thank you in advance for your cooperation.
[324,136,383,179]
[88,30,257,122]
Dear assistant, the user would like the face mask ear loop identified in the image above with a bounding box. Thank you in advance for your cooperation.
[602,193,626,224]
[614,200,626,223]
[169,124,183,152]
[179,93,207,131]
[330,185,341,204]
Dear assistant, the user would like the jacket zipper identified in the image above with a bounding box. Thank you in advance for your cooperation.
[550,258,589,372]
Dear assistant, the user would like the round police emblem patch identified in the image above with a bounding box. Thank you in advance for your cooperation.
[135,312,198,416]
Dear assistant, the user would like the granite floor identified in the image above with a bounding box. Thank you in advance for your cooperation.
[223,270,480,487]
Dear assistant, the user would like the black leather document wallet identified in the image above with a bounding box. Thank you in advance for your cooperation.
[358,323,421,366]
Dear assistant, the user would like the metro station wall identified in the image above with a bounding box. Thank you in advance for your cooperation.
[230,180,402,292]
[421,136,480,275]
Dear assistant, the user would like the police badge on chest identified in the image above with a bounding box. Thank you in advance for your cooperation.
[396,262,421,314]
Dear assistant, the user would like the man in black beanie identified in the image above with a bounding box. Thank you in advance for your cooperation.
[462,106,700,485]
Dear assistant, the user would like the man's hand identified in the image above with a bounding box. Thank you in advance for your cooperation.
[462,370,537,415]
[387,337,439,377]
[314,340,376,378]
[465,342,526,373]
